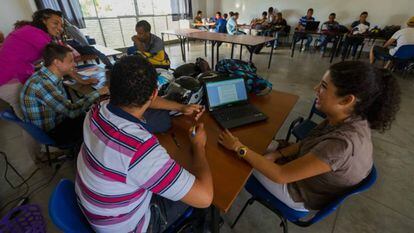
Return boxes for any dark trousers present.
[147,196,207,233]
[341,36,364,58]
[47,115,85,146]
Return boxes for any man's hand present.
[181,104,205,121]
[189,123,207,148]
[131,35,145,52]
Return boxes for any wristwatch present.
[236,146,248,158]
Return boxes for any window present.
[79,0,190,48]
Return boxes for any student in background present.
[271,12,288,48]
[20,43,108,145]
[76,55,213,233]
[131,20,170,69]
[215,11,227,33]
[267,7,276,25]
[227,12,246,35]
[193,10,208,31]
[251,11,268,30]
[316,13,340,52]
[341,11,370,58]
[223,13,229,21]
[370,16,414,68]
[293,8,316,52]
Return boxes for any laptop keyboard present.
[215,105,262,121]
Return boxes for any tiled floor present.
[1,42,413,233]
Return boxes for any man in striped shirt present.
[75,55,213,232]
[293,8,316,51]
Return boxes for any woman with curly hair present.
[218,61,401,211]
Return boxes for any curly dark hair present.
[135,20,151,32]
[109,55,157,108]
[329,61,401,132]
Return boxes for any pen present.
[171,133,180,148]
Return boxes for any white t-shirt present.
[389,28,414,55]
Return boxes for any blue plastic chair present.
[231,166,377,233]
[285,100,326,142]
[49,179,196,233]
[49,179,94,233]
[390,44,414,75]
[0,109,76,166]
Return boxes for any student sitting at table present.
[193,10,208,31]
[265,12,288,48]
[75,55,213,233]
[20,43,109,145]
[293,8,316,52]
[316,13,340,52]
[251,11,268,30]
[341,11,370,59]
[223,13,229,20]
[370,16,414,68]
[215,11,227,33]
[218,61,400,212]
[131,20,170,69]
[227,12,246,35]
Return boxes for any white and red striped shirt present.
[75,100,195,233]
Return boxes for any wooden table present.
[156,90,298,231]
[291,30,344,63]
[92,44,122,58]
[161,29,203,61]
[162,29,277,68]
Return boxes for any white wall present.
[0,0,37,35]
[217,0,414,29]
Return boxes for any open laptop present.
[204,77,267,129]
[305,21,320,31]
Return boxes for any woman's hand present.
[218,129,243,152]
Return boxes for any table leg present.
[357,42,364,59]
[239,45,243,60]
[231,43,235,59]
[178,36,185,62]
[187,38,190,52]
[211,41,215,68]
[183,37,187,62]
[211,205,220,233]
[268,41,275,69]
[330,35,341,63]
[248,46,253,62]
[291,33,296,58]
[205,40,207,57]
[216,42,220,64]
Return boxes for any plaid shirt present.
[20,66,99,131]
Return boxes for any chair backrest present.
[296,166,377,226]
[49,179,94,233]
[393,45,414,60]
[308,100,326,120]
[0,109,55,145]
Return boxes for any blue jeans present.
[293,33,313,49]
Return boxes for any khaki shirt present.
[287,117,373,210]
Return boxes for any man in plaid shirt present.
[20,43,109,144]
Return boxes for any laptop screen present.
[206,78,248,109]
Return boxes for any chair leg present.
[231,198,255,229]
[45,145,52,167]
[279,217,288,233]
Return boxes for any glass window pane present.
[137,0,154,15]
[100,18,125,48]
[84,19,104,45]
[120,17,137,47]
[153,16,168,38]
[95,0,135,17]
[166,15,180,41]
[79,0,97,17]
[153,0,171,15]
